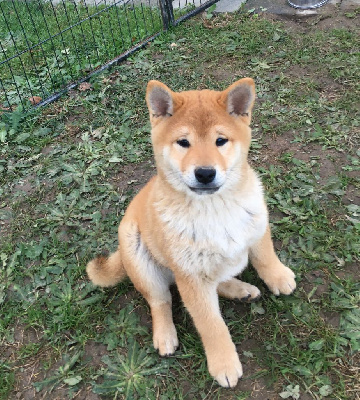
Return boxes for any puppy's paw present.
[208,351,243,388]
[263,263,296,296]
[218,279,261,302]
[153,324,179,356]
[237,282,261,302]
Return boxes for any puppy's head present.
[146,79,255,196]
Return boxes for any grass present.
[1,6,359,400]
[0,0,163,107]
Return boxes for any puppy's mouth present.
[189,186,220,195]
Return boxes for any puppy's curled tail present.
[86,249,127,287]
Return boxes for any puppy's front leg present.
[175,274,242,388]
[249,224,296,295]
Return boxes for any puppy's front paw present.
[153,323,179,356]
[208,351,243,388]
[262,262,296,296]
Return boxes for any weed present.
[0,361,14,400]
[92,339,171,399]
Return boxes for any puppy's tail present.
[86,249,127,287]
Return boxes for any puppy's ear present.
[219,78,256,125]
[146,81,175,125]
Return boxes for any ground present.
[0,4,359,400]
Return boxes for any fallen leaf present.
[78,82,92,91]
[319,385,333,396]
[251,302,265,315]
[91,126,105,138]
[273,32,281,42]
[280,384,300,399]
[29,96,42,105]
[202,19,214,29]
[63,375,82,386]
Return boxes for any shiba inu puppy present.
[87,78,296,388]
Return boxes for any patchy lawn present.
[0,0,163,108]
[1,6,359,400]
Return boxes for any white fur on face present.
[161,145,193,195]
[161,142,244,197]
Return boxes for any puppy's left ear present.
[219,78,256,125]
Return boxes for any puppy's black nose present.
[195,167,216,184]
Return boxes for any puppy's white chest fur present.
[155,180,268,283]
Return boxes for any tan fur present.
[86,79,296,388]
[86,251,126,287]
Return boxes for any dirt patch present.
[97,284,153,334]
[4,323,109,400]
[302,270,330,297]
[235,339,278,400]
[152,52,164,61]
[3,324,42,360]
[285,64,344,101]
[315,12,359,31]
[65,122,82,138]
[0,206,13,242]
[11,174,38,198]
[4,324,47,400]
[61,106,87,138]
[27,343,108,400]
[200,61,247,85]
[344,184,360,205]
[338,352,360,400]
[264,5,359,33]
[335,262,359,280]
[320,310,341,329]
[82,341,108,369]
[41,145,55,156]
[205,64,238,83]
[253,131,354,185]
[32,383,102,400]
[109,159,156,195]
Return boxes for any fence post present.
[159,0,175,30]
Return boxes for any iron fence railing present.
[0,0,219,112]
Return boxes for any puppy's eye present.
[216,137,228,147]
[177,139,190,148]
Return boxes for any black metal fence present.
[0,0,219,112]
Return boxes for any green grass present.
[1,7,359,400]
[0,0,163,107]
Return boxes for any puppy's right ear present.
[146,81,175,126]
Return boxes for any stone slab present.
[215,0,247,13]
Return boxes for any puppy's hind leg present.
[218,278,261,302]
[119,223,178,356]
